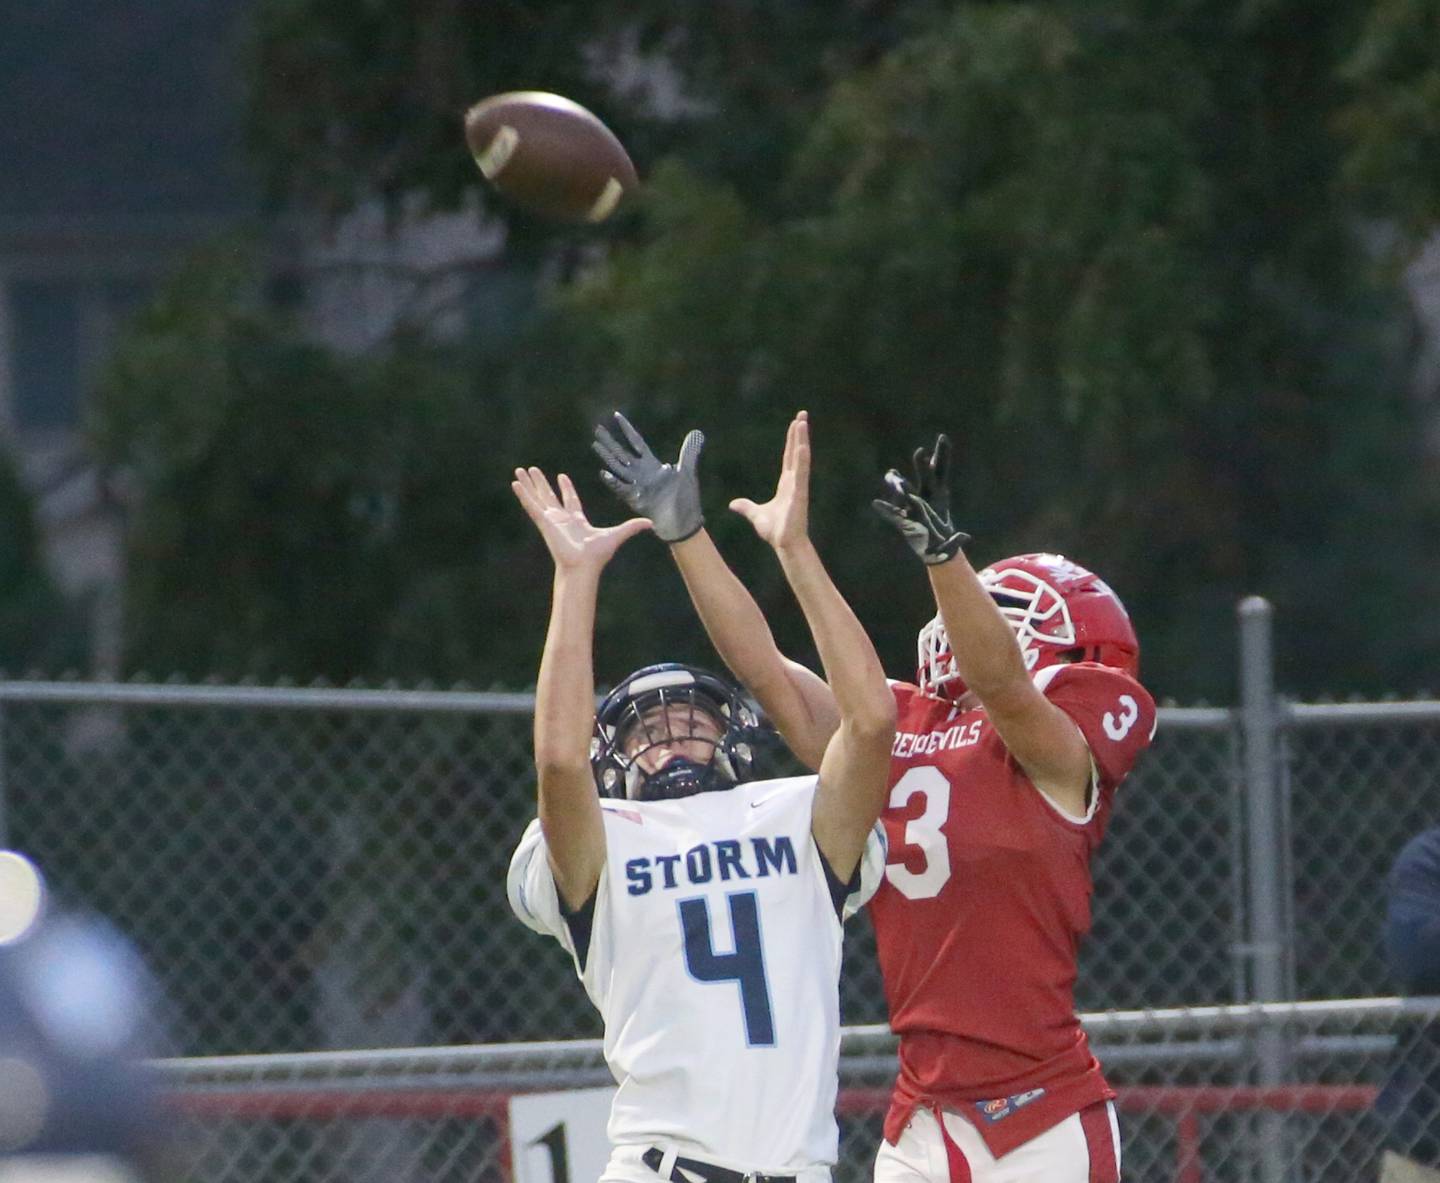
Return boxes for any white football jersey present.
[508,775,887,1173]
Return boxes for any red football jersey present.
[871,662,1156,1158]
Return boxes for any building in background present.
[0,0,253,675]
[3,3,1440,681]
[0,0,504,679]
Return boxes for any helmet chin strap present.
[628,757,734,802]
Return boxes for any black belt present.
[641,1147,797,1183]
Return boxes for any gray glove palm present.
[592,411,706,543]
[872,434,971,565]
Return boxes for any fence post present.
[1239,596,1290,1183]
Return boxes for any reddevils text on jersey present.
[871,662,1156,1159]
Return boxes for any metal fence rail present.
[5,601,1440,1181]
[0,682,1252,1052]
[151,1000,1440,1183]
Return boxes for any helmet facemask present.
[919,606,1053,699]
[983,566,1078,670]
[592,666,760,801]
[917,612,962,697]
[915,554,1138,696]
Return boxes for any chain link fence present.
[0,685,1255,1053]
[153,1001,1438,1183]
[3,604,1439,1180]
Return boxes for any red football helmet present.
[917,553,1140,697]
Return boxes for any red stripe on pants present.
[1080,1102,1119,1183]
[931,1104,972,1183]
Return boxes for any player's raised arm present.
[511,467,652,910]
[872,436,1093,812]
[593,411,841,770]
[730,412,895,880]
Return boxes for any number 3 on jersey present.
[1103,693,1140,741]
[885,767,952,900]
[679,892,776,1046]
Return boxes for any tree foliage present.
[94,244,526,680]
[1338,0,1440,240]
[0,454,77,674]
[97,0,1440,698]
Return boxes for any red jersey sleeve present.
[1036,662,1156,791]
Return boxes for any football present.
[463,91,639,224]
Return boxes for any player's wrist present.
[552,561,605,587]
[772,532,816,562]
[920,530,971,565]
[662,520,705,545]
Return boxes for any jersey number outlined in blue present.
[678,891,776,1046]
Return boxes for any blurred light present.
[17,922,145,1060]
[0,1158,144,1183]
[0,1055,50,1151]
[0,853,45,945]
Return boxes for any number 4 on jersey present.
[679,892,776,1046]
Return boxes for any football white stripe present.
[476,125,518,179]
[586,176,624,222]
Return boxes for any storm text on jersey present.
[625,835,798,895]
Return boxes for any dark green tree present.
[0,453,77,673]
[1338,0,1440,240]
[512,3,1440,699]
[95,244,517,680]
[96,0,1440,698]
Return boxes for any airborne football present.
[464,91,638,223]
[20,8,1436,1182]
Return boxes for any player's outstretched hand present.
[872,434,971,565]
[512,467,652,572]
[592,411,705,543]
[730,411,812,553]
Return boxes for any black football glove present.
[592,411,706,543]
[872,434,971,565]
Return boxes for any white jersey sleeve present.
[843,820,889,921]
[506,776,853,1173]
[506,818,579,961]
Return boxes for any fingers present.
[592,427,631,475]
[911,445,929,489]
[613,411,656,461]
[513,466,586,533]
[931,433,951,489]
[775,411,810,495]
[790,413,811,488]
[883,469,911,504]
[511,470,551,530]
[907,433,951,496]
[513,465,558,508]
[871,498,907,527]
[677,429,706,474]
[783,411,806,464]
[728,497,758,523]
[612,517,654,544]
[510,475,539,515]
[557,472,583,514]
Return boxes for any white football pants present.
[873,1100,1120,1183]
